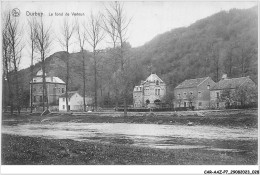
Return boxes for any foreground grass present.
[1,134,257,165]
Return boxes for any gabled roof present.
[211,77,250,90]
[175,77,209,89]
[145,73,164,83]
[30,76,65,84]
[59,91,79,98]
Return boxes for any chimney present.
[221,74,228,80]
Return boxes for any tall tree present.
[236,41,256,77]
[223,41,238,78]
[2,11,13,114]
[7,12,24,114]
[58,18,75,112]
[76,20,87,111]
[27,17,37,113]
[84,12,105,111]
[106,1,132,116]
[35,17,52,111]
[102,11,120,110]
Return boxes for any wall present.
[197,77,216,109]
[31,82,66,106]
[174,87,197,108]
[143,81,166,107]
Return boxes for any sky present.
[1,1,257,69]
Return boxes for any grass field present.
[1,134,257,165]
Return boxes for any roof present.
[211,77,250,90]
[59,91,79,98]
[30,76,65,84]
[144,73,164,83]
[175,77,208,89]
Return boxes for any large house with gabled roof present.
[210,74,257,108]
[133,73,166,108]
[174,77,215,109]
[30,69,66,107]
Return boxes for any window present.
[158,89,160,95]
[217,103,219,108]
[216,92,219,99]
[184,102,186,107]
[39,96,42,102]
[199,102,202,106]
[207,85,210,89]
[63,98,65,102]
[155,89,157,95]
[63,105,65,109]
[156,80,159,85]
[44,97,47,102]
[62,88,64,93]
[198,91,201,97]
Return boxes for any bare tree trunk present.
[65,52,69,111]
[82,50,86,112]
[30,43,34,113]
[94,51,98,111]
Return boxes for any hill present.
[132,6,258,89]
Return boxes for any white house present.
[59,91,92,111]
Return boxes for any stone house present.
[133,73,166,108]
[30,70,66,107]
[59,91,92,111]
[210,74,257,108]
[174,77,215,109]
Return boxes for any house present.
[30,69,66,107]
[133,73,166,108]
[210,74,257,108]
[174,77,215,109]
[59,91,92,111]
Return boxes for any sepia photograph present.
[0,0,259,174]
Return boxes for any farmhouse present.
[210,74,257,108]
[30,69,66,107]
[174,77,215,109]
[133,73,166,108]
[59,91,92,111]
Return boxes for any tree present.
[162,89,175,109]
[235,41,257,77]
[105,1,132,117]
[27,17,37,113]
[84,12,105,111]
[210,40,222,82]
[34,17,52,111]
[6,11,24,114]
[219,88,232,107]
[2,11,14,114]
[102,11,120,110]
[59,18,75,112]
[76,20,87,111]
[223,41,238,78]
[231,85,257,107]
